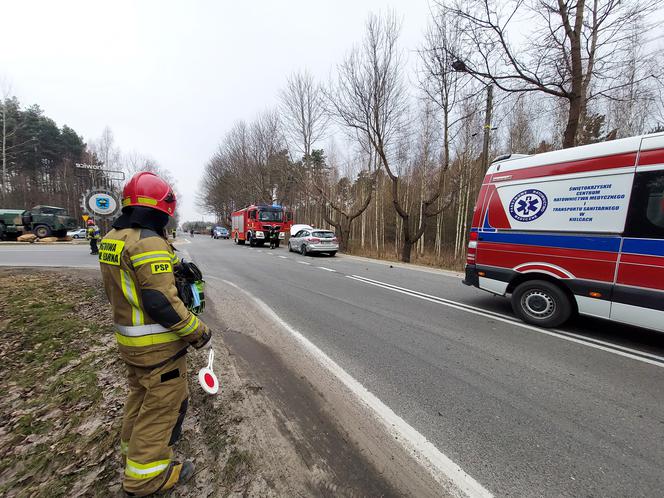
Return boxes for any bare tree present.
[418,8,474,170]
[280,70,329,160]
[505,95,537,153]
[442,0,661,148]
[1,78,14,201]
[328,12,453,262]
[305,149,378,251]
[90,126,121,170]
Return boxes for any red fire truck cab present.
[231,204,293,247]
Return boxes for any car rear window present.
[313,231,335,238]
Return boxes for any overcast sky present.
[0,0,431,222]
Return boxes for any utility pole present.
[481,84,493,172]
[1,101,6,202]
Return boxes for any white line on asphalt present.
[0,263,98,268]
[347,275,664,368]
[220,278,492,498]
[298,261,311,265]
[317,266,336,272]
[0,249,88,252]
[278,256,288,259]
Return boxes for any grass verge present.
[0,269,123,497]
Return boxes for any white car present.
[67,228,87,239]
[290,224,313,237]
[289,228,339,256]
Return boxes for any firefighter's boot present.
[158,461,195,493]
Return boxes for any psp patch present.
[98,239,125,266]
[509,189,548,222]
[151,262,172,274]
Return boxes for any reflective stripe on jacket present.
[99,227,208,367]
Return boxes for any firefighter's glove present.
[192,329,212,350]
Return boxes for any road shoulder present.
[206,276,453,498]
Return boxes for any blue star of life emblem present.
[509,189,548,222]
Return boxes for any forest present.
[199,0,664,266]
[0,96,179,230]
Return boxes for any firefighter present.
[86,219,100,255]
[98,171,211,496]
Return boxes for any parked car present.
[67,228,87,239]
[213,226,229,239]
[290,223,313,237]
[289,228,338,256]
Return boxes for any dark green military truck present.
[0,205,77,239]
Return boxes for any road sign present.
[82,214,90,223]
[81,188,122,218]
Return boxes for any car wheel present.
[511,280,573,328]
[300,244,307,256]
[329,251,337,257]
[34,225,51,238]
[288,242,293,252]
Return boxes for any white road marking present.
[317,266,336,272]
[278,255,288,259]
[0,248,88,252]
[347,275,664,369]
[298,261,311,265]
[0,262,98,268]
[220,278,492,498]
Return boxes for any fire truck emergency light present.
[198,349,219,395]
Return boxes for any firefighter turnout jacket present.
[99,227,210,367]
[86,225,100,239]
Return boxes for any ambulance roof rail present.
[491,153,530,164]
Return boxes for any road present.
[3,238,664,496]
[0,244,98,268]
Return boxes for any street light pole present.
[481,84,494,172]
[451,60,494,170]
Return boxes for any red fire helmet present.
[86,219,95,226]
[122,171,177,216]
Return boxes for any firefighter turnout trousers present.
[98,227,210,495]
[121,355,189,496]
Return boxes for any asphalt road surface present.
[3,237,664,496]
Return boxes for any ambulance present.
[463,132,664,331]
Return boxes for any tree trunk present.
[401,236,413,263]
[563,94,582,148]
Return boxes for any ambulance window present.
[625,170,664,238]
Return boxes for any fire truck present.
[463,132,664,332]
[231,204,293,247]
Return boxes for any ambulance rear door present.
[612,134,664,331]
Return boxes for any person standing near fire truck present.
[98,171,211,496]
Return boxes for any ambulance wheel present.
[511,280,572,328]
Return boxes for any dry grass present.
[0,269,124,498]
